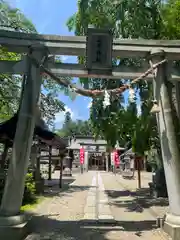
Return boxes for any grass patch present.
[21,196,46,212]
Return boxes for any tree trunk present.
[59,155,64,188]
[48,146,52,180]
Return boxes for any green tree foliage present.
[57,114,94,137]
[0,172,36,205]
[23,172,36,204]
[66,0,180,155]
[161,0,180,39]
[0,1,72,126]
[0,0,36,32]
[63,111,72,128]
[67,1,127,147]
[89,80,124,147]
[66,0,165,151]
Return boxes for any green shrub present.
[23,172,36,205]
[0,172,37,206]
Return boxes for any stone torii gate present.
[1,28,180,239]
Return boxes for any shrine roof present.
[0,114,67,149]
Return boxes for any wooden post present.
[59,152,64,188]
[0,48,45,216]
[80,164,83,174]
[36,142,41,181]
[114,165,116,175]
[35,143,42,194]
[137,157,141,189]
[151,49,180,236]
[69,158,72,176]
[84,151,88,172]
[48,145,52,180]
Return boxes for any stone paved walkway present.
[101,172,170,239]
[25,171,171,240]
[115,171,169,219]
[83,172,115,223]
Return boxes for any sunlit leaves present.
[161,0,180,39]
[0,0,36,33]
[0,1,71,126]
[66,0,175,152]
[0,48,21,120]
[57,114,93,137]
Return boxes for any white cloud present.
[55,106,74,124]
[64,106,74,117]
[61,56,69,62]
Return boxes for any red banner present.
[80,147,84,164]
[114,150,120,167]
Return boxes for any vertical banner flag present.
[114,150,120,167]
[80,147,84,164]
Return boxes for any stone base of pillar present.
[0,214,29,240]
[163,213,180,240]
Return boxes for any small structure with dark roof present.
[0,113,67,185]
[0,113,67,149]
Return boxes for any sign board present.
[85,145,96,151]
[86,28,113,75]
[92,152,102,157]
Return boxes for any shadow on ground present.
[43,178,75,196]
[26,173,159,239]
[42,178,94,199]
[27,214,158,240]
[105,187,169,214]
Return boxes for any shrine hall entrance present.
[88,152,106,170]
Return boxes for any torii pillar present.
[0,46,46,239]
[151,49,180,239]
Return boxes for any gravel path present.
[101,172,171,240]
[26,172,95,239]
[115,171,169,219]
[25,171,171,240]
[26,172,118,240]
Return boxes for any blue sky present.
[6,0,137,128]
